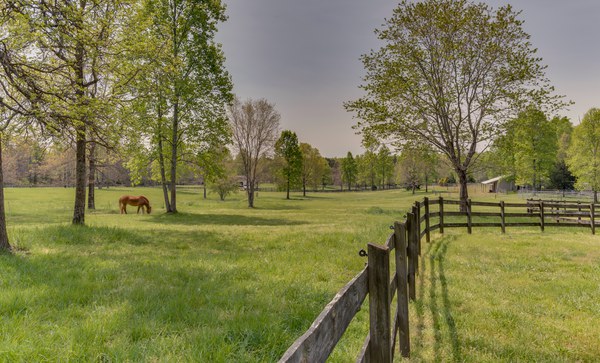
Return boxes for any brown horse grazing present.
[119,195,152,214]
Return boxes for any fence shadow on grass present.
[415,236,462,362]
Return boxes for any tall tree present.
[346,0,565,208]
[126,0,232,213]
[299,143,327,196]
[0,0,134,224]
[398,142,437,194]
[551,116,573,162]
[512,108,557,189]
[229,97,280,208]
[548,116,574,192]
[357,148,377,190]
[275,130,302,200]
[0,105,16,251]
[376,145,394,189]
[568,108,600,202]
[341,152,358,191]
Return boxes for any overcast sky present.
[216,0,600,157]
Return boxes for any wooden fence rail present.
[279,197,599,363]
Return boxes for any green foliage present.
[208,149,238,201]
[512,108,558,188]
[551,116,574,162]
[568,108,600,192]
[0,0,139,224]
[299,143,329,193]
[492,108,558,188]
[123,0,232,211]
[346,0,567,202]
[397,143,438,192]
[341,152,358,190]
[275,131,302,197]
[356,148,377,189]
[209,176,239,201]
[547,160,576,190]
[376,145,395,188]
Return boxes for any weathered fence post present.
[406,212,416,301]
[590,204,595,235]
[500,201,506,234]
[578,202,582,223]
[439,197,444,234]
[424,197,431,243]
[539,201,545,232]
[367,243,392,363]
[394,222,410,358]
[466,199,472,234]
[412,205,421,256]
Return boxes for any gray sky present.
[217,0,599,157]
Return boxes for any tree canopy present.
[346,0,566,206]
[275,130,302,200]
[568,108,600,202]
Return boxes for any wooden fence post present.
[590,204,595,235]
[406,212,416,301]
[424,197,431,243]
[394,222,410,358]
[439,197,444,234]
[412,205,421,257]
[367,243,392,363]
[500,201,506,234]
[539,201,545,232]
[466,199,472,234]
[578,202,582,223]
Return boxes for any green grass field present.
[1,187,599,362]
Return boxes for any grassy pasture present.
[0,187,599,362]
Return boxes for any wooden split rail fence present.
[279,197,600,363]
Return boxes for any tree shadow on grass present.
[146,212,308,226]
[0,225,331,361]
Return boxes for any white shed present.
[481,175,514,193]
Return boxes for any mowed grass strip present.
[1,187,599,361]
[410,228,600,362]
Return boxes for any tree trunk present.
[0,134,11,252]
[87,140,96,210]
[203,183,207,199]
[247,179,255,208]
[157,129,172,212]
[72,125,86,225]
[72,39,86,225]
[457,168,469,212]
[302,178,306,197]
[594,190,598,204]
[286,175,290,200]
[169,99,178,213]
[532,159,537,193]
